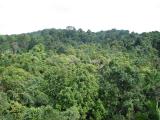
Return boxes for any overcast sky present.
[0,0,160,34]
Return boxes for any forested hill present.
[0,28,160,120]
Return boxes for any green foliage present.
[0,92,10,117]
[0,28,159,119]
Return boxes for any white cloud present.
[0,0,160,34]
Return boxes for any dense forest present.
[0,27,159,120]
